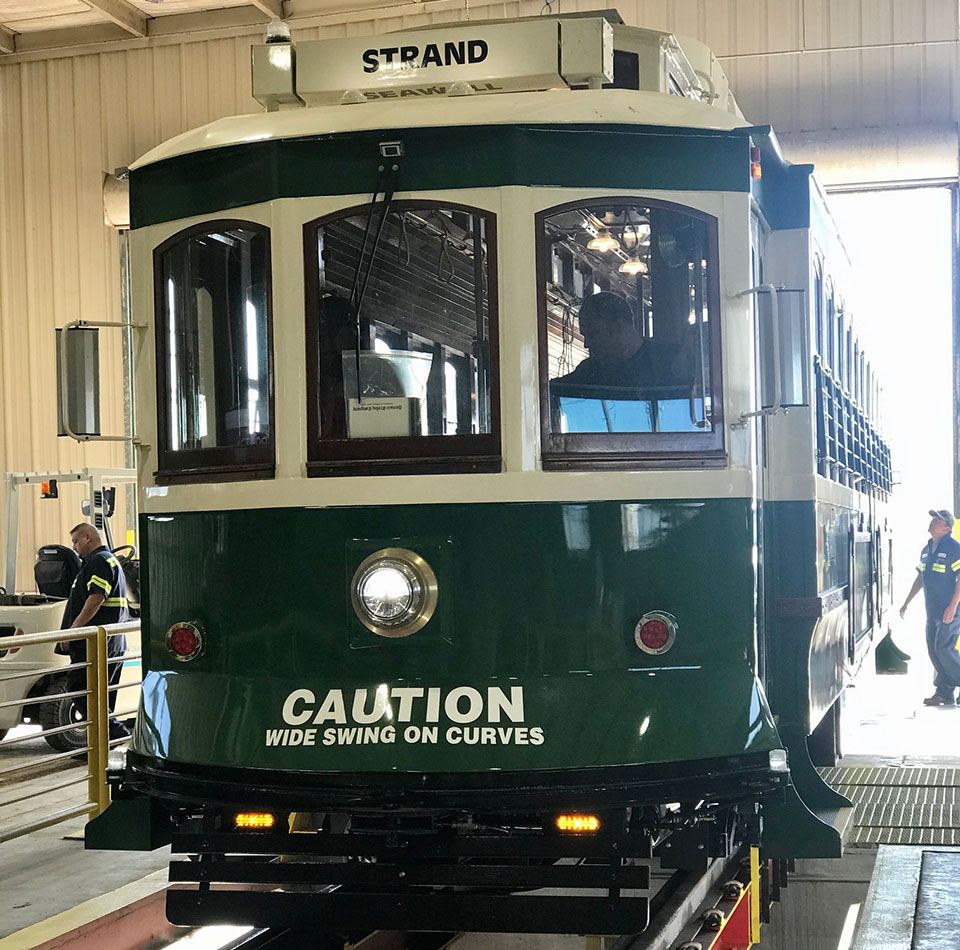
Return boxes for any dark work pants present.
[67,638,126,718]
[925,615,960,696]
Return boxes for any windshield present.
[305,202,500,475]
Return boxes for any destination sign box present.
[292,19,611,106]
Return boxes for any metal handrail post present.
[85,628,99,811]
[81,625,112,815]
[98,629,111,813]
[0,620,141,844]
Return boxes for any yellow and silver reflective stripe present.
[103,596,127,607]
[952,558,960,572]
[104,554,120,568]
[918,563,926,572]
[88,575,112,593]
[932,562,946,573]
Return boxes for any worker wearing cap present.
[900,509,960,707]
[59,523,131,739]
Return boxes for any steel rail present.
[0,773,86,808]
[0,800,96,843]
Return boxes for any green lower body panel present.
[762,723,853,858]
[133,664,781,773]
[133,498,781,774]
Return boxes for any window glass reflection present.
[543,204,715,435]
[158,226,270,452]
[312,207,492,442]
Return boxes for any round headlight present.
[351,548,438,638]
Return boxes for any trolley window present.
[537,198,723,468]
[154,221,274,481]
[813,258,824,358]
[305,202,499,476]
[825,280,836,371]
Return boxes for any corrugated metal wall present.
[0,37,262,589]
[0,0,956,590]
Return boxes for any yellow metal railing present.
[0,621,140,844]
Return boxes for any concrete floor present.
[840,634,959,766]
[0,726,171,937]
[0,816,171,935]
[762,643,959,950]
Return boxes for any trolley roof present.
[131,13,750,171]
[131,89,750,171]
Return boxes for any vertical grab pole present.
[733,284,781,420]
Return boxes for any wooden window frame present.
[536,196,726,471]
[824,279,836,372]
[153,219,276,484]
[304,200,501,478]
[813,257,825,359]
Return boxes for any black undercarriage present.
[125,749,786,811]
[120,751,787,934]
[166,806,756,933]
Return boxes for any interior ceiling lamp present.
[587,228,620,252]
[618,255,648,275]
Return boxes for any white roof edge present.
[130,88,750,171]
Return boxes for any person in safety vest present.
[58,523,131,740]
[900,509,960,707]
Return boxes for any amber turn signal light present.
[555,814,601,833]
[234,812,275,830]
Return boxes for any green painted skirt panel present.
[133,667,776,771]
[764,499,865,733]
[133,498,781,771]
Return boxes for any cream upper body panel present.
[130,88,750,171]
[133,185,758,513]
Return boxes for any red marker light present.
[634,612,678,655]
[638,619,670,651]
[166,622,203,661]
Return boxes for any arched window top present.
[154,220,274,481]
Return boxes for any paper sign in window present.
[347,397,421,438]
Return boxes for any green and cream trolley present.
[91,11,893,936]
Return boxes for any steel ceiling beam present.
[248,0,285,18]
[0,23,15,53]
[84,0,147,37]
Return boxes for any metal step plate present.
[820,767,960,845]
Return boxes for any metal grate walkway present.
[820,767,960,845]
